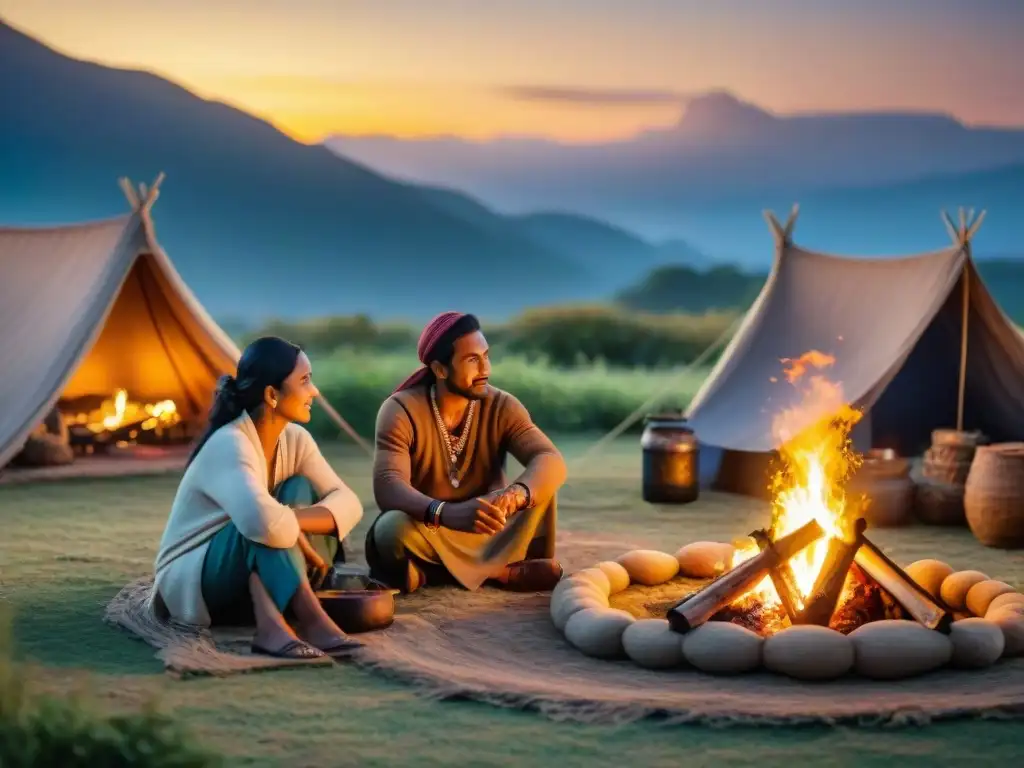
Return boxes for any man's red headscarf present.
[392,311,468,394]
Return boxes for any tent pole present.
[956,255,970,431]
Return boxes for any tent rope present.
[566,312,744,473]
[315,396,374,456]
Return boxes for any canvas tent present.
[0,175,366,469]
[686,206,1024,496]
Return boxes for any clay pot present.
[964,443,1024,549]
[922,429,984,484]
[914,478,966,526]
[848,451,914,528]
[317,580,399,633]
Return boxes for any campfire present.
[65,388,184,450]
[667,352,951,637]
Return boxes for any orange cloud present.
[186,73,683,143]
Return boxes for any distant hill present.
[615,264,765,314]
[677,164,1024,263]
[507,211,710,279]
[0,18,615,322]
[412,186,709,292]
[615,257,1024,325]
[976,258,1024,323]
[326,91,1024,256]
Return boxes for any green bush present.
[305,349,710,440]
[0,610,219,768]
[242,314,417,356]
[241,304,738,369]
[615,263,765,314]
[498,305,736,367]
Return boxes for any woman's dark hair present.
[186,336,301,467]
[424,314,481,384]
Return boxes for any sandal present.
[251,639,326,660]
[319,637,363,657]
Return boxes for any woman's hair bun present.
[217,374,239,401]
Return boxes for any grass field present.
[307,350,712,438]
[2,438,1024,767]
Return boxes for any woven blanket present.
[104,532,1024,725]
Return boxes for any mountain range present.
[327,92,1024,260]
[0,18,691,322]
[2,15,1023,324]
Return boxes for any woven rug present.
[105,531,1024,725]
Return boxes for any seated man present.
[365,312,566,593]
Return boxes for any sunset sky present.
[3,0,1024,143]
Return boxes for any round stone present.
[552,575,604,603]
[850,620,953,679]
[905,559,955,600]
[965,580,1016,618]
[622,619,686,669]
[674,541,735,578]
[682,622,763,675]
[986,592,1024,616]
[986,607,1024,657]
[989,603,1024,620]
[564,607,636,659]
[571,567,612,596]
[763,625,854,681]
[595,561,631,594]
[939,570,990,612]
[550,586,607,631]
[949,618,1005,668]
[616,549,680,586]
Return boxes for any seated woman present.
[150,336,364,660]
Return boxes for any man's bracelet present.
[511,482,532,509]
[425,500,445,531]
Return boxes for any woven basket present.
[964,442,1024,549]
[932,429,986,448]
[914,477,966,526]
[922,448,974,485]
[848,475,915,528]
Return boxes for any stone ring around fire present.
[551,544,1024,680]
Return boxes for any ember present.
[828,563,908,634]
[68,388,180,434]
[65,388,183,449]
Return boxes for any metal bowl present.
[316,577,398,634]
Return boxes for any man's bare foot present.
[493,558,563,592]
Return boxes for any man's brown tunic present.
[365,384,566,589]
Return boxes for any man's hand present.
[484,484,528,518]
[440,497,508,535]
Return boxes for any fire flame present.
[72,388,181,436]
[731,351,863,612]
